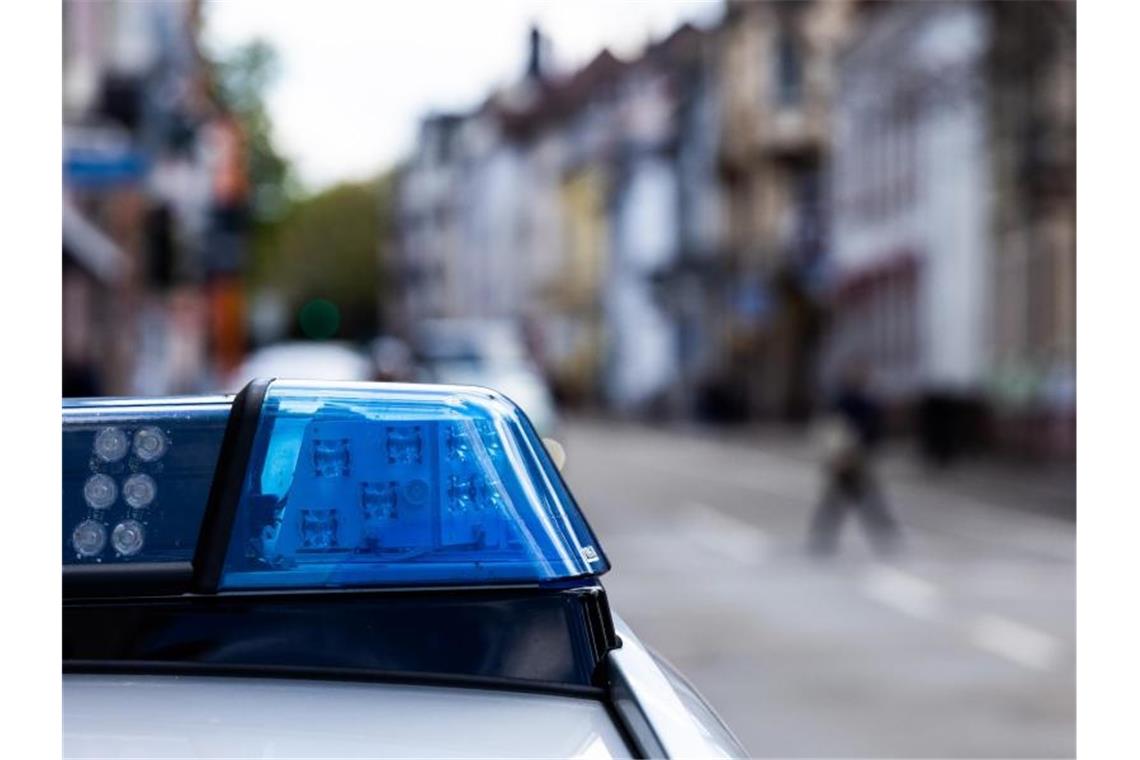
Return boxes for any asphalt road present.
[559,418,1075,759]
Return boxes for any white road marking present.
[859,568,1061,671]
[678,502,770,566]
[967,613,1061,671]
[859,564,944,621]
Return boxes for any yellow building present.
[537,167,609,406]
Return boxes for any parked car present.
[226,341,374,391]
[413,319,559,437]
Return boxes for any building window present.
[774,30,803,107]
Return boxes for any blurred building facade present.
[828,0,992,446]
[826,0,1075,459]
[393,0,1075,458]
[62,0,249,396]
[717,0,855,421]
[613,24,727,418]
[986,1,1076,458]
[395,26,727,416]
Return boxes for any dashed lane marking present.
[857,565,1061,671]
[859,564,944,622]
[967,613,1062,671]
[678,501,770,566]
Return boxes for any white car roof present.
[228,342,373,390]
[64,675,632,759]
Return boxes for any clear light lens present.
[122,473,157,509]
[93,427,129,462]
[64,395,231,566]
[83,474,118,510]
[72,519,107,558]
[111,520,146,556]
[133,426,168,462]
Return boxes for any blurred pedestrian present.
[808,359,901,557]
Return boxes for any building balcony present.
[719,101,829,168]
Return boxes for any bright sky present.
[203,0,724,191]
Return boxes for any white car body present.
[63,617,743,758]
[65,677,630,758]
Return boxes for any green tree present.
[207,38,395,342]
[259,174,395,340]
[212,39,297,220]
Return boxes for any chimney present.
[526,25,544,80]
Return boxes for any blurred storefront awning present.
[63,126,148,188]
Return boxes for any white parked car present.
[62,380,745,758]
[226,341,374,391]
[413,319,559,437]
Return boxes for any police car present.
[63,380,745,758]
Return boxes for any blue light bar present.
[218,381,609,590]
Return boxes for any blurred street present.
[560,419,1075,758]
[61,3,1077,755]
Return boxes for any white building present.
[395,113,467,328]
[395,40,568,337]
[828,1,992,402]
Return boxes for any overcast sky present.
[203,0,723,191]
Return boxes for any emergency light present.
[62,380,609,592]
[62,382,744,757]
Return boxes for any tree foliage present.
[208,38,394,341]
[212,39,297,219]
[257,175,395,339]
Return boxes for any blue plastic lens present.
[219,381,608,590]
[63,396,231,564]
